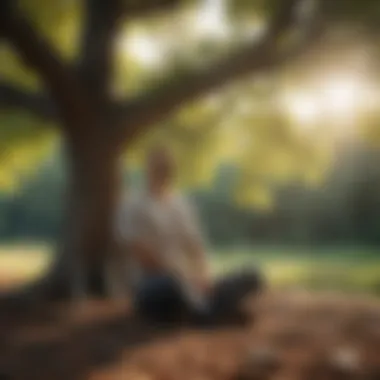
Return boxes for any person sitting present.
[116,144,265,326]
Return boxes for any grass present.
[0,243,380,295]
[0,243,52,291]
[212,246,380,295]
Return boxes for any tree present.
[0,0,345,304]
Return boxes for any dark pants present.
[134,268,264,326]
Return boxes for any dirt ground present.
[1,291,380,380]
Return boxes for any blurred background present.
[1,0,380,297]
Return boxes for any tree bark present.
[51,134,122,298]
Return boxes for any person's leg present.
[209,267,265,325]
[134,275,188,325]
[134,268,265,327]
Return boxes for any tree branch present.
[0,2,95,133]
[77,0,181,100]
[114,0,323,143]
[78,0,124,99]
[0,82,56,120]
[122,0,181,19]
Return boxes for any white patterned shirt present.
[116,190,208,308]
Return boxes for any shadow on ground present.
[1,292,380,380]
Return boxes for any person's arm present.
[127,240,165,273]
[179,197,211,290]
[185,235,209,284]
[118,200,166,273]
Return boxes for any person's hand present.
[140,252,162,273]
[194,274,213,295]
[134,242,163,273]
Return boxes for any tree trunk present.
[50,135,122,299]
[0,133,123,311]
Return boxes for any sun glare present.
[119,31,164,67]
[321,78,361,117]
[118,0,230,68]
[287,96,319,126]
[284,73,373,137]
[194,0,229,39]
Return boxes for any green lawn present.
[212,246,380,295]
[1,243,380,295]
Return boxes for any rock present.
[305,347,362,380]
[329,347,361,374]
